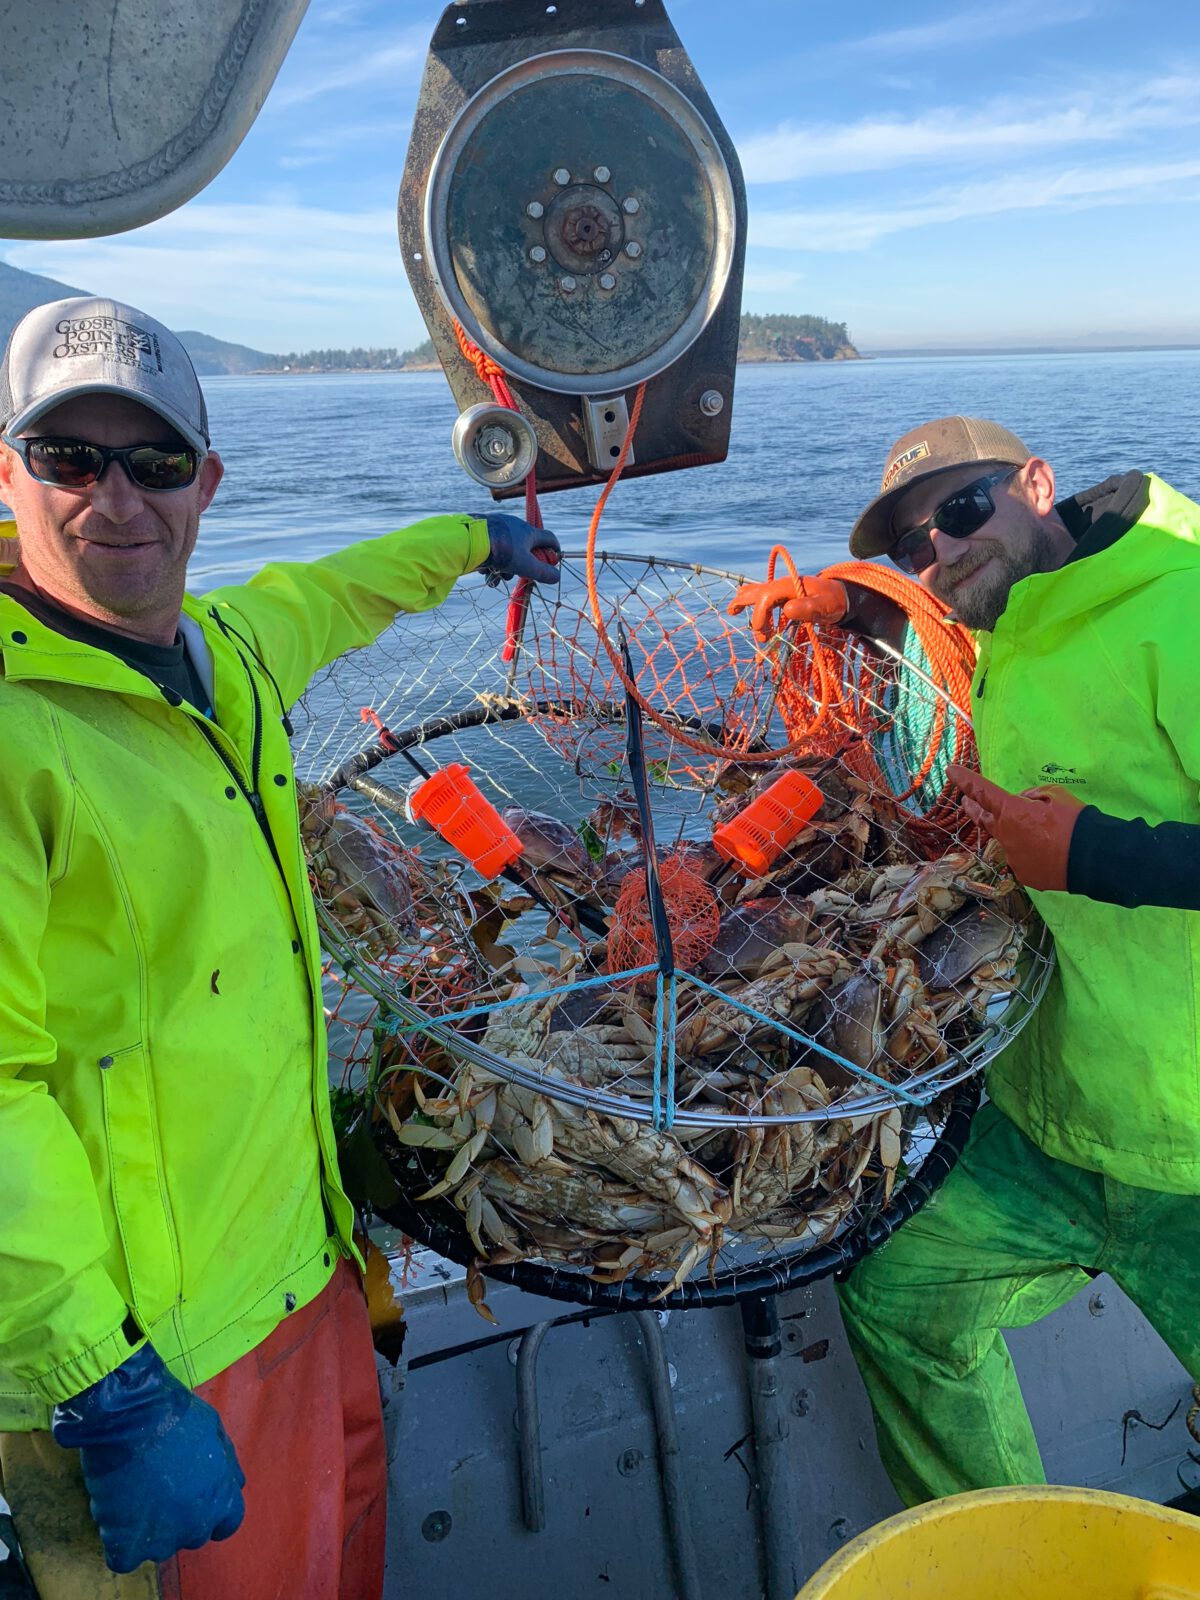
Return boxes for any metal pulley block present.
[451,402,539,488]
[400,0,746,497]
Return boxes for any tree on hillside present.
[270,339,436,371]
[738,313,858,361]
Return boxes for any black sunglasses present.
[3,434,200,493]
[888,467,1019,575]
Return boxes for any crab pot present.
[299,550,1054,1306]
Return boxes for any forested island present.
[737,314,860,362]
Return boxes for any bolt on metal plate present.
[582,395,636,472]
[699,388,724,416]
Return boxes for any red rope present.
[454,320,520,413]
[453,321,543,665]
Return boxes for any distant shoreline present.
[236,354,863,376]
[865,342,1200,358]
[225,343,1200,376]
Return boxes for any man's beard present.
[928,520,1060,631]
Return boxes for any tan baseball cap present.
[0,296,209,455]
[850,415,1032,559]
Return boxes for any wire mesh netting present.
[293,551,1053,1306]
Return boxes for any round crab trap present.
[294,549,1053,1309]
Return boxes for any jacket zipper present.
[189,626,288,882]
[190,712,284,868]
[207,617,341,1237]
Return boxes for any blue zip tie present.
[652,968,666,1130]
[682,974,929,1107]
[381,964,660,1037]
[376,960,929,1110]
[665,972,678,1131]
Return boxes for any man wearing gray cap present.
[733,416,1200,1505]
[0,296,559,1597]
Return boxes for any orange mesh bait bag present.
[606,853,720,982]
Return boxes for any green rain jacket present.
[973,474,1200,1193]
[0,514,490,1431]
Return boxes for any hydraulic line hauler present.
[398,0,747,496]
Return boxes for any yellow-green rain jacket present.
[0,514,490,1430]
[974,475,1200,1193]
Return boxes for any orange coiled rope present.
[582,395,974,795]
[756,545,978,834]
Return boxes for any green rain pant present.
[836,1100,1200,1506]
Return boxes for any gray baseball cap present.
[850,415,1032,558]
[0,296,209,455]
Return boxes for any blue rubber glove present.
[478,512,561,585]
[51,1344,246,1573]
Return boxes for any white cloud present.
[848,0,1096,55]
[268,29,429,110]
[739,75,1200,183]
[277,117,415,169]
[741,266,807,296]
[3,203,426,352]
[751,155,1200,251]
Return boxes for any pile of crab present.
[301,750,1041,1297]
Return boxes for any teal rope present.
[684,974,929,1106]
[873,619,965,816]
[380,963,659,1037]
[665,972,678,1131]
[652,968,666,1129]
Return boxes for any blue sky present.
[5,0,1200,353]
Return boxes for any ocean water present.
[189,349,1200,590]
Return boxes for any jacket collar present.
[0,583,231,701]
[1060,471,1149,564]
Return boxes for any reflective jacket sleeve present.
[204,515,492,710]
[0,702,139,1403]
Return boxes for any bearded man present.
[730,416,1200,1505]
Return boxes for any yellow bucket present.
[796,1486,1200,1600]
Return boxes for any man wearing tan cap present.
[733,416,1200,1506]
[0,295,559,1597]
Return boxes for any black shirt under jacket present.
[0,579,213,718]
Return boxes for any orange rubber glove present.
[727,575,849,641]
[948,764,1087,892]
